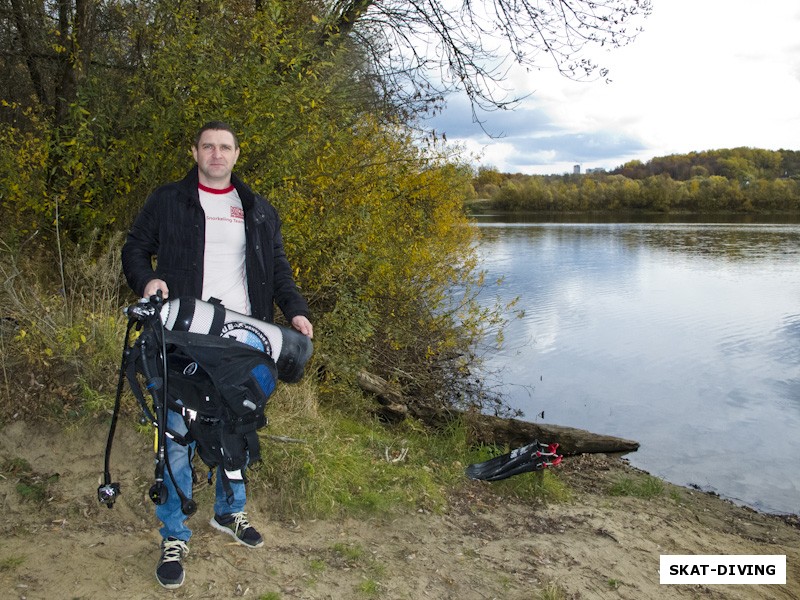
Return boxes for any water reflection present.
[475,217,800,515]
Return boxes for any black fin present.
[466,441,562,481]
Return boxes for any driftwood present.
[357,371,639,456]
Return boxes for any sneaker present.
[210,511,264,548]
[156,537,188,589]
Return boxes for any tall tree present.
[4,0,101,124]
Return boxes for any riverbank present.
[0,419,797,599]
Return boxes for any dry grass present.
[0,231,128,419]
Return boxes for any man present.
[122,121,313,589]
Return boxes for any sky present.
[427,0,800,175]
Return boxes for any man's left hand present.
[291,315,314,339]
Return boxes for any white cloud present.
[428,0,800,174]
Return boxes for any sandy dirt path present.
[1,420,797,599]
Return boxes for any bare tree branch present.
[317,0,651,114]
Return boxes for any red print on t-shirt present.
[230,206,244,220]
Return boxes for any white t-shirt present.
[198,183,251,315]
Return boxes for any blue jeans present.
[157,409,247,541]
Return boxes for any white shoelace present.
[161,538,188,562]
[229,511,252,535]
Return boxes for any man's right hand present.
[143,279,169,300]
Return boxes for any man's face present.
[192,129,240,187]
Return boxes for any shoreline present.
[621,454,799,520]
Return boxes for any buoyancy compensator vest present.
[163,329,277,468]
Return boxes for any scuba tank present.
[159,297,312,383]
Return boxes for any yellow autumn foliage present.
[0,0,501,415]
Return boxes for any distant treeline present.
[472,148,800,213]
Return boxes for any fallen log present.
[357,370,639,456]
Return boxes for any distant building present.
[573,164,581,175]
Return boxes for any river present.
[473,214,800,515]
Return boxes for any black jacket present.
[121,166,309,324]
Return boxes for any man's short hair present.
[193,121,239,149]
